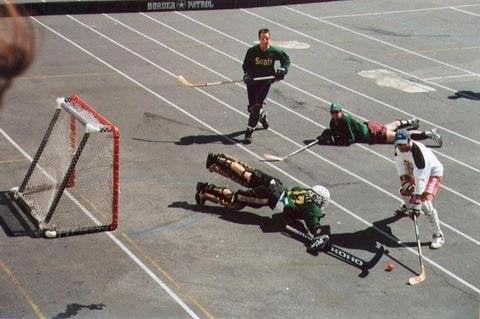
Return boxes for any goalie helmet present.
[311,185,330,208]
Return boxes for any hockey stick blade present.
[262,140,319,162]
[177,75,194,87]
[409,215,426,286]
[409,264,426,285]
[262,154,285,162]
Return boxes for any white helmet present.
[311,185,330,207]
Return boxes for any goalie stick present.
[262,140,319,162]
[284,224,384,272]
[177,75,275,88]
[409,214,426,285]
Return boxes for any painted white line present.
[165,13,480,196]
[34,14,480,294]
[312,4,480,19]
[30,16,201,319]
[71,13,480,248]
[450,6,480,17]
[242,8,480,147]
[284,6,476,75]
[177,11,480,165]
[423,73,480,81]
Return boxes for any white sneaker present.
[430,128,442,147]
[430,232,444,249]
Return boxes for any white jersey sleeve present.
[395,141,443,195]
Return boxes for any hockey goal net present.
[10,95,120,237]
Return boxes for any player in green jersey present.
[316,102,442,147]
[195,153,330,244]
[242,28,290,144]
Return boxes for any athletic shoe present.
[430,128,442,147]
[195,182,208,206]
[206,153,216,169]
[430,232,444,249]
[260,114,269,129]
[243,129,253,144]
[206,153,228,169]
[409,117,420,130]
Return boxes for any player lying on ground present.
[316,102,442,147]
[0,2,35,107]
[394,129,444,249]
[195,153,331,249]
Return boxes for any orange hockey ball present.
[385,262,395,272]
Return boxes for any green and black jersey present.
[330,113,370,145]
[279,186,325,234]
[242,45,290,77]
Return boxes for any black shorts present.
[250,169,285,209]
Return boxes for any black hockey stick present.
[284,225,384,272]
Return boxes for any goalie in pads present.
[196,153,330,251]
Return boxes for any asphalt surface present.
[1,1,480,318]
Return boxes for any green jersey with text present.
[242,45,290,77]
[280,186,325,234]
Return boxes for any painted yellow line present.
[120,233,215,319]
[0,261,47,319]
[0,158,28,164]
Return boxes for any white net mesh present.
[14,96,119,235]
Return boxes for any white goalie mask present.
[311,185,330,208]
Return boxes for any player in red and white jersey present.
[394,129,444,249]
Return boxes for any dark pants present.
[247,81,271,128]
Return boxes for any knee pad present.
[421,200,434,216]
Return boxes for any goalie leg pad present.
[234,189,269,209]
[196,183,234,208]
[206,153,255,187]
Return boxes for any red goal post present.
[10,95,120,237]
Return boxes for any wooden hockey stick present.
[409,214,426,285]
[263,140,319,162]
[177,75,275,88]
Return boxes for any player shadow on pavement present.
[174,128,268,145]
[448,90,480,101]
[0,191,38,238]
[175,129,247,145]
[169,201,271,227]
[52,303,106,319]
[329,213,430,254]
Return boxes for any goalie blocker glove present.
[275,67,288,81]
[243,73,253,85]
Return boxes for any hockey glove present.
[275,67,287,81]
[399,175,415,196]
[316,128,334,145]
[243,73,253,85]
[407,194,422,220]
